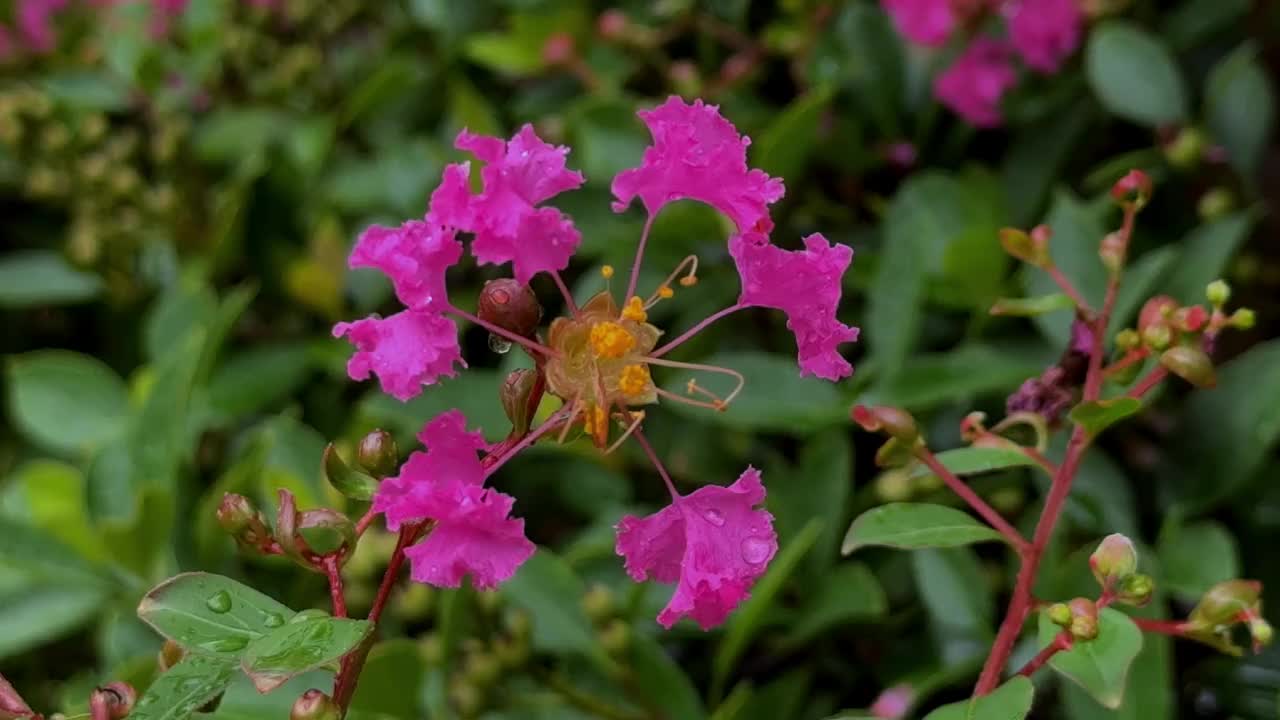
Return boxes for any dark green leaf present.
[241,616,372,692]
[41,71,132,111]
[0,250,103,307]
[1159,211,1257,306]
[1086,22,1188,126]
[990,293,1076,317]
[6,351,128,454]
[501,550,604,659]
[913,548,994,662]
[873,343,1048,411]
[206,344,313,417]
[1157,520,1239,599]
[0,584,109,660]
[786,562,887,646]
[921,676,1034,720]
[1069,398,1143,437]
[1025,191,1109,346]
[1038,608,1143,709]
[753,87,833,181]
[193,108,285,164]
[766,429,853,578]
[130,655,238,720]
[629,634,707,720]
[137,573,297,657]
[842,503,1006,554]
[349,640,426,718]
[910,447,1037,482]
[1205,43,1274,177]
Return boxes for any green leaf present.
[322,445,378,502]
[922,676,1034,720]
[910,447,1037,483]
[715,520,823,691]
[41,71,132,111]
[874,343,1048,411]
[766,429,853,578]
[842,503,1006,554]
[629,634,707,720]
[913,548,994,661]
[665,351,847,433]
[786,562,887,647]
[359,370,509,443]
[566,98,648,182]
[501,550,603,658]
[1160,211,1257,306]
[991,293,1076,317]
[193,108,285,164]
[349,640,426,718]
[1038,608,1143,709]
[1069,398,1143,437]
[1086,22,1188,127]
[1205,44,1274,177]
[130,655,238,720]
[339,55,423,127]
[0,583,109,660]
[821,4,905,136]
[137,573,297,656]
[6,351,129,454]
[0,250,103,307]
[241,616,373,692]
[206,344,313,417]
[4,460,105,563]
[753,87,833,181]
[1157,521,1239,599]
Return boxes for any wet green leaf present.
[241,616,372,692]
[1038,608,1143,709]
[130,655,238,720]
[138,573,297,657]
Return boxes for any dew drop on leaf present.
[205,590,232,613]
[263,612,285,628]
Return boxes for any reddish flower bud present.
[959,412,988,443]
[478,279,542,339]
[1090,533,1138,589]
[90,683,136,720]
[719,52,755,85]
[1190,579,1262,628]
[596,9,628,39]
[1138,296,1178,334]
[999,227,1050,267]
[217,493,273,550]
[542,33,575,66]
[0,674,34,720]
[1110,169,1153,208]
[357,429,399,478]
[500,369,539,436]
[1172,305,1209,333]
[1160,345,1216,388]
[290,690,340,720]
[851,405,918,442]
[1068,597,1099,640]
[1099,230,1126,274]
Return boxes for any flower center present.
[589,321,636,359]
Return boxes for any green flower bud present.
[1160,345,1217,389]
[582,584,615,624]
[290,690,339,720]
[1163,127,1205,169]
[599,619,631,655]
[1047,603,1073,627]
[1116,573,1154,607]
[851,405,919,442]
[1230,308,1256,331]
[1115,328,1141,351]
[1206,280,1231,307]
[464,652,501,687]
[1190,580,1262,628]
[1090,534,1138,589]
[873,468,914,503]
[1141,324,1172,352]
[999,226,1051,267]
[1250,617,1273,651]
[357,429,399,478]
[420,634,445,666]
[1197,188,1235,221]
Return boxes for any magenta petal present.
[616,467,777,630]
[611,97,784,233]
[373,410,489,531]
[349,220,461,310]
[427,163,476,230]
[881,0,955,47]
[730,232,859,381]
[1008,0,1082,73]
[404,484,535,590]
[933,38,1019,128]
[332,310,464,401]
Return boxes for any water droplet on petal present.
[740,537,771,565]
[702,509,725,526]
[488,334,512,354]
[205,590,232,613]
[263,612,285,628]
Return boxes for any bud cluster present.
[1187,579,1273,654]
[1088,533,1153,607]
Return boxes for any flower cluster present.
[883,0,1084,126]
[334,97,859,628]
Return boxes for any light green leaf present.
[129,655,238,720]
[0,583,109,660]
[1086,22,1188,126]
[1159,211,1257,306]
[991,293,1076,317]
[137,573,297,657]
[206,344,313,417]
[1069,398,1143,437]
[921,676,1034,720]
[630,634,707,720]
[1205,43,1274,177]
[241,616,372,692]
[41,71,132,111]
[1157,521,1239,599]
[4,460,105,563]
[6,351,129,454]
[349,640,426,718]
[665,351,847,433]
[909,447,1037,483]
[786,562,887,647]
[1038,608,1143,709]
[0,250,103,307]
[913,548,994,663]
[842,503,1006,554]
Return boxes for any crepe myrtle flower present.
[333,96,859,628]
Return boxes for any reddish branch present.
[323,556,347,618]
[1017,631,1073,678]
[915,448,1030,554]
[1126,367,1169,399]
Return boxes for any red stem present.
[1133,618,1190,637]
[915,448,1030,554]
[323,557,347,618]
[354,508,378,537]
[1017,445,1059,476]
[1017,631,1073,678]
[1126,367,1169,399]
[1046,266,1093,314]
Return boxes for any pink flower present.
[611,96,785,233]
[444,125,586,284]
[332,310,464,402]
[375,410,534,590]
[1007,0,1083,73]
[349,220,462,311]
[881,0,955,47]
[615,467,777,629]
[0,25,14,61]
[729,232,860,381]
[933,38,1018,128]
[17,0,68,53]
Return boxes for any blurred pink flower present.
[881,0,954,47]
[612,96,784,233]
[934,38,1018,127]
[616,467,777,629]
[730,231,859,381]
[1007,0,1083,73]
[16,0,68,53]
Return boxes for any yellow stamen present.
[657,285,674,299]
[679,275,698,287]
[619,364,651,398]
[621,296,648,323]
[589,321,636,359]
[604,410,645,454]
[582,403,607,437]
[601,265,615,279]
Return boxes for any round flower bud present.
[1172,305,1209,333]
[1142,325,1172,352]
[464,652,502,687]
[1197,187,1235,221]
[1160,346,1216,388]
[597,9,628,39]
[1190,579,1262,628]
[420,634,445,666]
[874,468,914,503]
[1163,127,1206,169]
[1205,280,1231,307]
[217,493,258,535]
[500,369,539,436]
[1250,617,1273,650]
[1230,308,1256,331]
[582,584,615,623]
[1099,231,1126,274]
[1117,573,1154,607]
[1047,603,1073,628]
[1067,597,1099,641]
[1090,533,1138,589]
[90,683,136,720]
[1115,329,1141,351]
[1138,296,1178,334]
[356,429,399,478]
[290,690,340,720]
[1110,169,1153,208]
[599,619,631,655]
[477,279,542,339]
[851,405,918,442]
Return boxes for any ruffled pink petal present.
[933,38,1019,128]
[427,163,476,230]
[332,310,464,402]
[611,96,784,233]
[450,125,586,283]
[882,0,955,46]
[1007,0,1082,74]
[373,410,489,531]
[730,232,859,381]
[404,483,535,590]
[349,220,461,310]
[615,467,777,630]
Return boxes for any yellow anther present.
[582,404,607,436]
[619,364,651,398]
[679,275,698,287]
[589,321,636,359]
[600,265,615,279]
[657,285,674,299]
[621,296,648,322]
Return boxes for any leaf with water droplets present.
[241,616,373,693]
[138,572,297,658]
[129,655,237,720]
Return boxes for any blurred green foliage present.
[1,0,1279,718]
